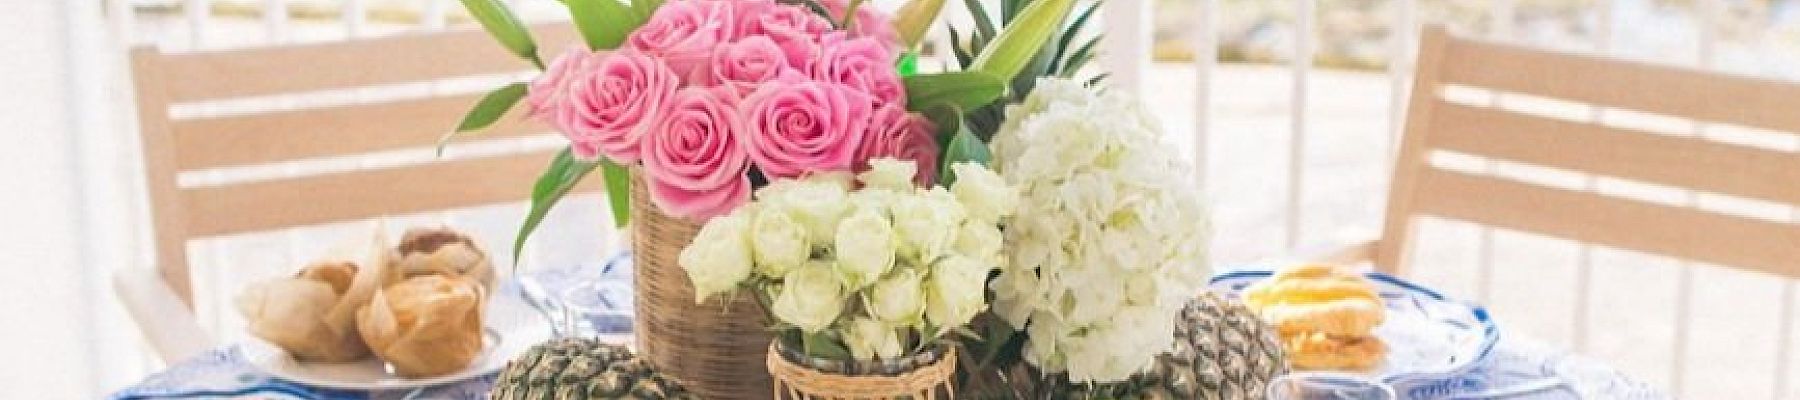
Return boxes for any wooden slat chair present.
[117,24,596,362]
[1330,25,1800,281]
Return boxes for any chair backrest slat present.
[131,24,591,305]
[171,93,549,170]
[183,149,596,237]
[1379,26,1800,279]
[158,25,578,103]
[1413,169,1800,278]
[1426,101,1800,205]
[1438,35,1800,134]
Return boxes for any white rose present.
[678,209,753,303]
[842,317,903,361]
[863,267,925,326]
[847,188,902,217]
[949,162,1018,223]
[857,158,918,191]
[769,177,852,244]
[750,208,809,278]
[952,221,1004,264]
[891,188,964,263]
[924,255,989,331]
[838,317,900,360]
[833,209,896,289]
[772,260,846,333]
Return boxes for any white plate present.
[1210,269,1499,387]
[241,291,553,390]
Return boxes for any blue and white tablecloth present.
[113,257,1667,400]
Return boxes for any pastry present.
[356,274,486,377]
[236,261,371,362]
[394,227,494,290]
[1243,263,1388,371]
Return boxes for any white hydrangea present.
[990,78,1213,383]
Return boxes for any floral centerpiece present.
[443,0,1079,395]
[680,158,1017,398]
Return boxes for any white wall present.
[0,1,140,397]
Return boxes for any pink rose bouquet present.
[450,0,1076,244]
[524,0,929,221]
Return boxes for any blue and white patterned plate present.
[1210,269,1500,388]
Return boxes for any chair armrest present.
[113,268,215,363]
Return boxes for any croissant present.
[235,262,371,362]
[356,274,486,377]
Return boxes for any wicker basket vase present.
[629,172,773,399]
[767,342,958,400]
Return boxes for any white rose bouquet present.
[987,78,1213,383]
[679,158,1018,362]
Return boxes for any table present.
[113,257,1668,400]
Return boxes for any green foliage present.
[459,0,542,68]
[439,83,528,156]
[948,0,1109,140]
[513,149,601,269]
[938,126,993,186]
[968,0,1074,82]
[902,71,1007,113]
[566,0,644,50]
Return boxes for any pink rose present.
[629,0,733,82]
[710,36,801,96]
[855,104,939,186]
[554,49,679,163]
[642,87,752,220]
[814,32,904,107]
[741,79,873,179]
[821,0,900,47]
[526,46,597,118]
[734,2,831,70]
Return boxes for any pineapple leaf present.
[1052,0,1102,70]
[1060,34,1101,76]
[1001,0,1027,24]
[947,25,973,68]
[969,0,1074,82]
[1086,71,1111,87]
[961,0,997,41]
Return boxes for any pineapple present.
[1050,292,1290,399]
[489,338,696,400]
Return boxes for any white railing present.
[101,0,1800,398]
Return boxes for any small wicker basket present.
[629,171,773,399]
[766,342,958,400]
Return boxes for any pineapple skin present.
[1055,292,1290,400]
[489,338,697,400]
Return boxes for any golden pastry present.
[1243,263,1388,372]
[1283,331,1387,371]
[394,227,494,290]
[356,274,486,377]
[1258,297,1386,337]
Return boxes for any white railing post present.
[1100,0,1151,96]
[1285,0,1314,249]
[1386,0,1414,155]
[186,0,210,48]
[263,0,287,42]
[1473,0,1514,306]
[423,0,450,31]
[1192,0,1215,192]
[1573,0,1615,355]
